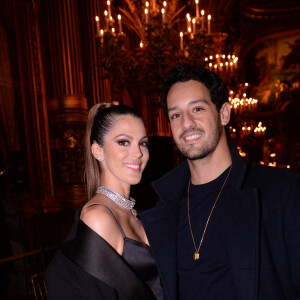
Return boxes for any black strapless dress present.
[121,227,163,299]
[87,204,163,300]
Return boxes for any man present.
[140,64,300,300]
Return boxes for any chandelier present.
[229,83,258,114]
[94,0,238,98]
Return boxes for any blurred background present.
[0,0,299,298]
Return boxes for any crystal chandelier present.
[229,83,258,114]
[94,0,239,98]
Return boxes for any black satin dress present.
[113,211,163,300]
[46,205,163,300]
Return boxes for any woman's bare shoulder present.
[80,202,124,254]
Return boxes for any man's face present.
[167,80,227,160]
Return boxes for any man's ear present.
[220,102,231,126]
[91,143,104,161]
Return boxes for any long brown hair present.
[84,103,141,200]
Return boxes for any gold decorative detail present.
[193,252,199,260]
[187,165,232,260]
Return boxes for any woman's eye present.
[117,140,129,146]
[140,141,150,148]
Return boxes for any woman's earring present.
[99,157,104,161]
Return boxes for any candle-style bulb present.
[207,14,211,34]
[107,0,112,19]
[145,8,149,24]
[179,31,183,50]
[201,10,205,30]
[192,18,196,34]
[118,14,122,34]
[95,16,100,36]
[104,10,109,30]
[195,0,199,19]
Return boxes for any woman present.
[46,104,163,300]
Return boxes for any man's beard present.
[176,119,223,161]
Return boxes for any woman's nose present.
[131,144,143,157]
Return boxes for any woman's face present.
[97,115,149,188]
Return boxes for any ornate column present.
[46,0,88,208]
[13,0,54,212]
[78,0,111,107]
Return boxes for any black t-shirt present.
[177,167,236,299]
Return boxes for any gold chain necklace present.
[187,165,232,261]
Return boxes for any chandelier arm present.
[168,5,186,25]
[119,8,145,41]
[122,0,144,36]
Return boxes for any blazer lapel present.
[225,188,259,300]
[141,199,180,300]
[61,220,156,300]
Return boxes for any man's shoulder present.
[245,162,299,187]
[248,162,298,176]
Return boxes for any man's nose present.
[182,112,196,130]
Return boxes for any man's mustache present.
[179,128,204,140]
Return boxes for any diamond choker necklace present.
[96,186,137,218]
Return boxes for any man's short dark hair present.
[161,64,229,119]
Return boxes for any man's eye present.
[117,140,129,146]
[170,113,180,120]
[193,107,203,112]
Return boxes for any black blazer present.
[140,142,300,300]
[46,211,156,300]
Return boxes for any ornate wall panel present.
[13,0,54,211]
[45,0,88,208]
